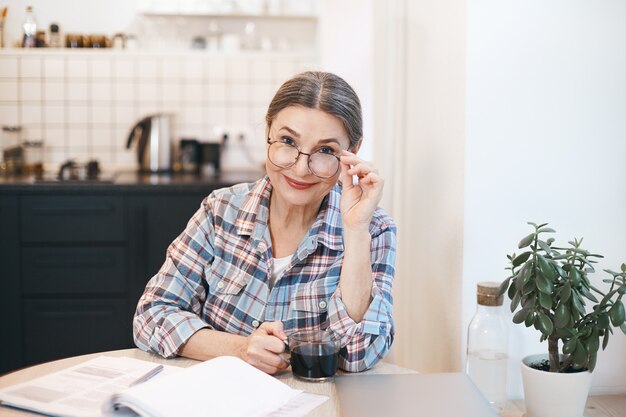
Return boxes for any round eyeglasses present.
[266,137,342,179]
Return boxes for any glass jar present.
[466,281,509,415]
[22,139,44,176]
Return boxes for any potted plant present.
[499,222,626,417]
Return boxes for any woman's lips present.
[284,176,315,190]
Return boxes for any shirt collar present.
[235,177,344,252]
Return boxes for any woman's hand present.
[238,321,290,375]
[339,150,384,232]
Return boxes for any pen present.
[129,364,164,387]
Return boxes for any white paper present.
[102,356,305,417]
[0,355,328,417]
[0,356,179,417]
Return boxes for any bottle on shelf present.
[22,6,37,48]
[49,23,61,48]
[466,281,509,415]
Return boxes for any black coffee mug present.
[287,330,340,382]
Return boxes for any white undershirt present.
[270,255,292,289]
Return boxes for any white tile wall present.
[0,51,318,170]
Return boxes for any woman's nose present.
[292,153,311,176]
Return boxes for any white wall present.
[465,0,626,398]
[318,0,373,161]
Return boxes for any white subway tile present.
[162,60,181,80]
[43,58,65,78]
[114,104,136,125]
[67,104,89,124]
[137,57,160,80]
[45,147,68,165]
[138,103,160,118]
[227,58,249,81]
[250,59,272,81]
[0,104,18,124]
[67,58,89,78]
[67,82,89,102]
[273,59,298,83]
[92,127,114,147]
[206,83,226,104]
[162,82,181,103]
[21,104,43,124]
[20,80,42,101]
[181,82,204,104]
[44,103,66,124]
[253,83,276,104]
[91,104,112,125]
[179,106,203,127]
[227,105,251,126]
[44,127,67,147]
[44,81,65,101]
[113,58,135,80]
[95,149,115,165]
[0,79,18,101]
[229,83,251,103]
[207,106,227,126]
[138,81,160,103]
[207,59,226,80]
[177,125,203,140]
[91,82,112,101]
[20,57,42,78]
[68,127,89,147]
[115,149,136,166]
[184,59,204,80]
[91,58,112,79]
[25,126,43,140]
[114,81,135,102]
[0,57,18,78]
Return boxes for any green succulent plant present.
[499,222,626,373]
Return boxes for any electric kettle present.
[126,114,173,173]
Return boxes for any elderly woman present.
[133,71,396,374]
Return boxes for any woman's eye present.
[280,136,296,146]
[317,146,336,155]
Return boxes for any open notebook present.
[0,356,327,417]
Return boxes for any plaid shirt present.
[133,176,396,372]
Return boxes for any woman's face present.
[266,105,352,209]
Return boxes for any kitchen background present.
[1,0,626,401]
[0,0,321,172]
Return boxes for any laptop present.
[335,372,498,417]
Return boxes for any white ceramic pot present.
[521,354,592,417]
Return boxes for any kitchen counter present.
[0,170,264,193]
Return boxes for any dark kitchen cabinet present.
[0,173,257,374]
[128,194,208,317]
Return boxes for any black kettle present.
[126,114,173,173]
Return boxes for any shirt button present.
[252,320,260,328]
[216,281,225,290]
[319,301,327,309]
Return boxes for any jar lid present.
[476,281,503,306]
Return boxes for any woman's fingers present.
[243,321,290,374]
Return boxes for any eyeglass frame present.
[266,137,345,179]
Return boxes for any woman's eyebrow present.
[278,126,301,137]
[317,138,341,146]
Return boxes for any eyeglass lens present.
[268,142,339,178]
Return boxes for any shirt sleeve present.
[327,222,396,372]
[132,197,215,358]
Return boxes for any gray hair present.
[265,71,363,149]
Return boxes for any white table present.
[0,348,416,417]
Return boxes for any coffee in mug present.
[288,330,340,382]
